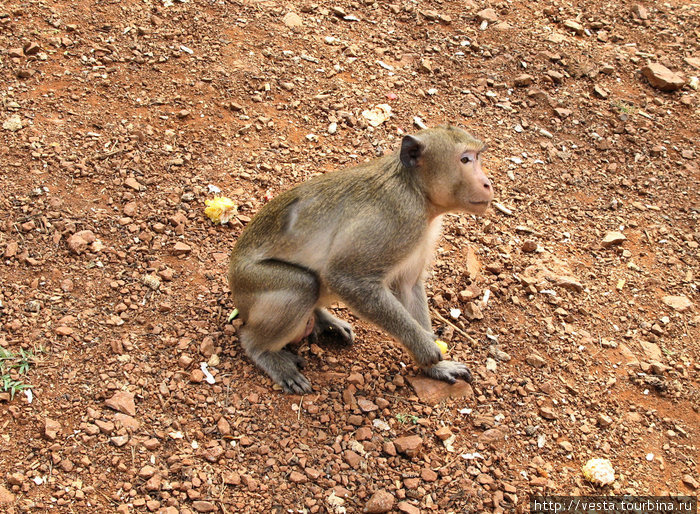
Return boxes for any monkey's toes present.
[312,313,355,345]
[281,372,312,394]
[326,321,354,345]
[423,360,473,384]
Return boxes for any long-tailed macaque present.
[228,126,493,393]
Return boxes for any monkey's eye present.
[461,156,472,164]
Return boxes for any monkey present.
[228,125,493,394]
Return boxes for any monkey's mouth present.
[469,201,491,206]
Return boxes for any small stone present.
[662,295,693,312]
[172,242,192,255]
[192,500,217,512]
[43,418,61,440]
[23,42,41,55]
[355,426,372,441]
[641,63,685,91]
[124,177,144,191]
[347,372,365,386]
[593,84,609,98]
[682,474,699,490]
[8,48,24,59]
[539,406,557,420]
[344,450,362,468]
[95,419,115,434]
[563,19,584,35]
[105,391,137,416]
[640,341,663,362]
[114,413,140,431]
[55,326,74,336]
[559,440,573,452]
[177,109,190,119]
[526,353,547,368]
[554,108,572,119]
[435,426,453,441]
[597,413,613,427]
[217,417,231,436]
[632,5,649,20]
[0,486,15,505]
[476,8,498,23]
[397,501,421,514]
[602,231,626,247]
[421,468,438,482]
[555,276,583,292]
[283,12,303,29]
[4,241,18,258]
[407,376,473,404]
[393,435,423,457]
[419,59,433,74]
[364,489,395,513]
[521,239,538,252]
[514,74,534,87]
[138,465,156,478]
[110,435,130,447]
[357,398,378,412]
[289,471,306,483]
[3,115,23,132]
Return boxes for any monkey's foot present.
[422,360,473,384]
[311,309,355,345]
[254,350,312,394]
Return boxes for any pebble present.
[3,115,23,131]
[682,475,699,490]
[105,391,137,416]
[407,375,473,404]
[172,242,192,255]
[43,417,61,440]
[124,177,144,191]
[662,295,693,312]
[601,231,626,247]
[0,486,15,504]
[476,8,498,23]
[192,500,217,512]
[514,74,534,87]
[393,435,423,457]
[397,501,420,514]
[563,20,584,35]
[642,63,685,91]
[526,353,547,368]
[283,12,303,29]
[364,489,395,513]
[488,345,511,362]
[539,406,557,420]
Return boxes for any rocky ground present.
[0,0,698,513]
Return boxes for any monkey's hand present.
[422,360,473,384]
[410,332,444,368]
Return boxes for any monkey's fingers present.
[422,360,473,384]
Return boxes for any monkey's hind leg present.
[235,260,320,394]
[311,308,355,345]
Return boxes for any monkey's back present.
[229,153,429,280]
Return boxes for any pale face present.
[457,148,493,214]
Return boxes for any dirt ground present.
[1,0,698,513]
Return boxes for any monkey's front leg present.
[401,280,474,384]
[329,275,443,368]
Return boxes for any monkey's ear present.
[400,135,425,168]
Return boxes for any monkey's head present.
[399,126,493,216]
